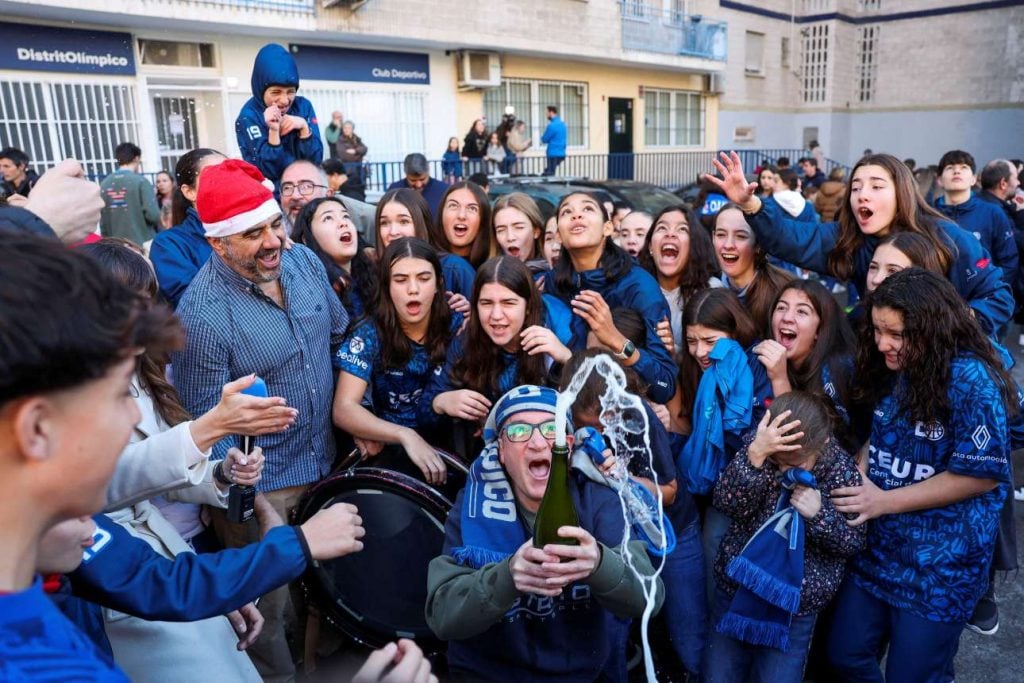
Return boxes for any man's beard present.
[222,240,281,283]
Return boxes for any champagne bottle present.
[533,443,580,548]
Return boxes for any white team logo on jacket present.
[913,421,945,442]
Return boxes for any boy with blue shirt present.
[235,43,323,188]
[0,232,180,681]
[934,149,1018,288]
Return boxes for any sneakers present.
[966,595,999,635]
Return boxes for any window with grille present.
[643,88,704,147]
[300,86,427,162]
[856,25,880,103]
[857,0,882,10]
[0,78,141,179]
[483,78,589,149]
[801,0,831,13]
[800,23,830,104]
[745,31,765,74]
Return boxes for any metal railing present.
[148,0,315,13]
[620,2,728,61]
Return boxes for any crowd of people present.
[2,40,1024,683]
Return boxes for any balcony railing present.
[157,0,315,14]
[620,2,728,62]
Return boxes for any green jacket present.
[100,169,161,245]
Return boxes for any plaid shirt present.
[172,244,348,491]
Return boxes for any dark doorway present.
[608,97,634,180]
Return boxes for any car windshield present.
[607,185,680,215]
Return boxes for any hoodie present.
[767,190,819,222]
[935,193,1018,287]
[235,44,323,186]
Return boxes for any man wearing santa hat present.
[172,159,349,681]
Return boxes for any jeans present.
[826,578,965,683]
[544,155,565,176]
[659,522,708,675]
[702,505,731,603]
[704,587,817,683]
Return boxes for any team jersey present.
[851,355,1011,623]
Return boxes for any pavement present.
[953,336,1024,683]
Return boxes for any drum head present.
[297,448,467,652]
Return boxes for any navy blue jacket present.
[70,515,310,622]
[551,265,676,403]
[235,44,323,186]
[746,198,1014,334]
[150,208,212,307]
[978,188,1024,233]
[935,194,1018,287]
[386,177,449,221]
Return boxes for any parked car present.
[488,177,681,222]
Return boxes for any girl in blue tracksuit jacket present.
[705,152,1014,335]
[419,256,572,458]
[235,43,323,187]
[547,191,677,403]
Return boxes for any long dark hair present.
[433,181,492,267]
[451,256,546,398]
[171,147,222,227]
[714,203,793,334]
[854,267,1016,424]
[829,153,953,281]
[639,204,717,309]
[292,197,377,315]
[78,240,191,427]
[770,280,855,431]
[676,288,758,422]
[874,232,950,276]
[374,187,433,246]
[551,191,633,295]
[375,237,452,367]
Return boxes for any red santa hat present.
[196,159,281,238]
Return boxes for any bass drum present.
[295,446,468,654]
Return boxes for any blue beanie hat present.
[483,385,569,442]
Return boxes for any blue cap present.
[483,385,568,442]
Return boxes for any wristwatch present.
[614,339,636,361]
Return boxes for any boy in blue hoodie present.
[934,149,1018,289]
[235,43,323,187]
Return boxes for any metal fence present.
[142,0,315,13]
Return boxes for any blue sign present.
[289,43,429,85]
[0,21,135,75]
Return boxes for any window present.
[745,31,765,74]
[857,0,882,10]
[801,0,831,12]
[856,25,880,103]
[483,78,589,149]
[781,36,791,69]
[300,85,427,163]
[800,23,830,104]
[0,78,141,178]
[643,88,704,147]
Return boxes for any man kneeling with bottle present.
[426,385,663,682]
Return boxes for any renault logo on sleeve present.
[972,425,991,451]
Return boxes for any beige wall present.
[455,55,717,155]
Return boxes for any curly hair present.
[374,237,452,368]
[451,256,546,399]
[854,267,1016,424]
[639,204,718,312]
[829,153,953,281]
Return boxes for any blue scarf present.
[717,467,817,650]
[677,338,754,494]
[449,441,526,569]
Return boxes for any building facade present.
[707,0,1024,165]
[0,0,728,179]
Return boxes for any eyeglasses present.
[502,420,558,443]
[280,181,327,197]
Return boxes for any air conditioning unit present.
[458,51,501,89]
[705,73,725,94]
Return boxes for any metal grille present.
[856,25,881,103]
[482,78,589,149]
[858,0,882,11]
[644,88,704,148]
[152,96,200,173]
[0,78,140,178]
[800,23,830,104]
[300,86,427,162]
[801,0,832,12]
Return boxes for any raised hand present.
[747,409,804,468]
[705,151,760,212]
